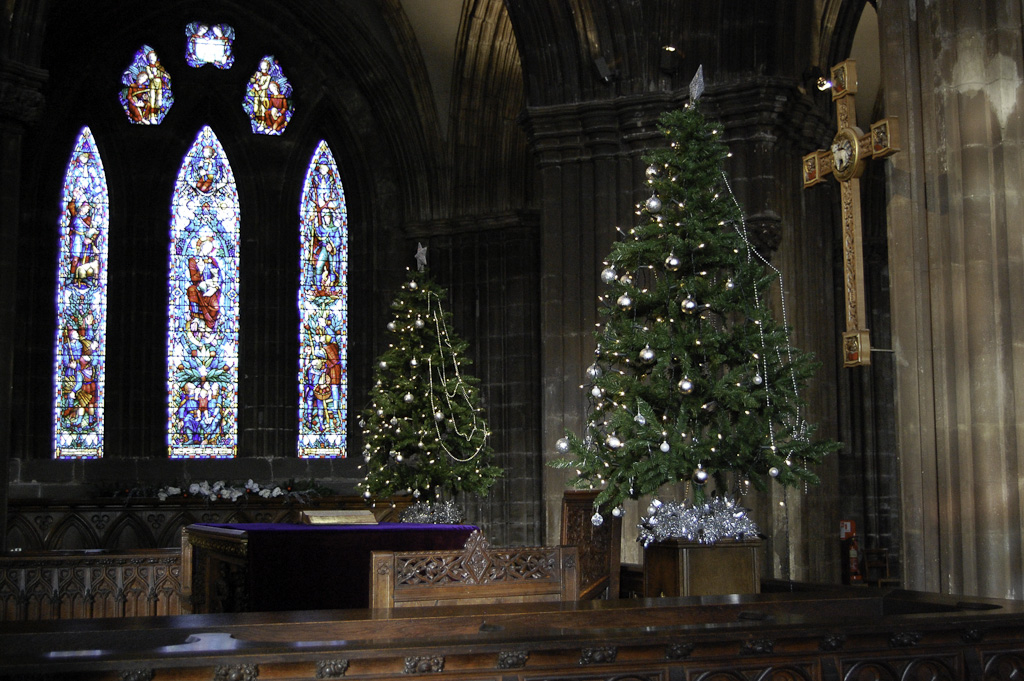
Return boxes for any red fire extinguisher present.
[848,533,863,584]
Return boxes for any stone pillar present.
[522,94,676,553]
[0,60,47,551]
[880,0,1024,598]
[711,81,841,583]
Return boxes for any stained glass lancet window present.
[298,141,348,458]
[186,22,235,69]
[167,126,240,458]
[119,45,173,125]
[53,128,109,459]
[243,56,294,135]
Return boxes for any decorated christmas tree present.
[552,92,838,544]
[359,245,502,519]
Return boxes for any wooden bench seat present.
[370,530,578,609]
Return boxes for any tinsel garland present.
[638,495,760,548]
[399,499,465,524]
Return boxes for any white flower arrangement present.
[156,479,287,502]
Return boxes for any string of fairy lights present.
[425,289,488,462]
[719,170,811,483]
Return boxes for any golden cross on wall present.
[802,59,899,368]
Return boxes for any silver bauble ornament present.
[611,506,623,517]
[591,385,604,398]
[753,373,764,386]
[410,358,419,368]
[403,392,414,403]
[379,361,387,370]
[395,454,403,462]
[646,195,662,213]
[639,345,656,363]
[660,440,671,453]
[634,413,646,425]
[556,437,571,454]
[681,297,698,314]
[617,294,632,309]
[665,254,681,271]
[601,267,617,284]
[769,466,780,478]
[606,435,622,449]
[646,164,659,179]
[619,273,633,286]
[414,318,425,329]
[586,363,602,380]
[434,410,445,422]
[678,378,694,394]
[408,280,418,290]
[386,321,396,332]
[591,512,605,527]
[692,468,709,485]
[363,489,372,498]
[413,489,421,498]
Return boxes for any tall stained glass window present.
[118,45,174,125]
[242,56,294,135]
[53,128,109,459]
[167,126,240,458]
[298,141,347,458]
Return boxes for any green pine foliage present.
[359,267,502,502]
[552,105,839,517]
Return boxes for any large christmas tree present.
[553,102,838,535]
[359,247,502,509]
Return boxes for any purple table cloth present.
[192,522,478,611]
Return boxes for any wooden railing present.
[0,549,183,621]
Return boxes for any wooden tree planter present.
[644,538,762,597]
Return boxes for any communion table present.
[181,522,477,613]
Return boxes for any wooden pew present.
[370,530,578,609]
[559,490,621,599]
[5,587,1024,680]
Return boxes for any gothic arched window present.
[297,141,348,458]
[166,126,240,458]
[53,127,109,459]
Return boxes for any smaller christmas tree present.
[359,245,502,512]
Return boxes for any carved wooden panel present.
[5,497,409,551]
[0,550,182,621]
[838,653,960,681]
[372,530,578,608]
